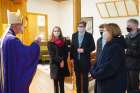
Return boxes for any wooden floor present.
[29,65,94,93]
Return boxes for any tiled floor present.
[29,65,94,93]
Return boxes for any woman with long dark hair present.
[47,26,70,93]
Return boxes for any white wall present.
[59,0,73,38]
[27,0,73,38]
[27,0,140,42]
[81,0,140,43]
[27,0,61,38]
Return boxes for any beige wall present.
[27,0,73,39]
[27,0,140,42]
[81,0,140,43]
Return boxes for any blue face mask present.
[53,32,60,37]
[78,27,86,33]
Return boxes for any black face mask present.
[127,27,132,32]
[100,32,103,36]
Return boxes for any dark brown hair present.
[99,24,107,29]
[78,21,87,27]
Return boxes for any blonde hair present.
[50,26,63,42]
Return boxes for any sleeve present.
[63,42,69,60]
[92,45,123,80]
[10,38,40,64]
[47,42,62,63]
[84,34,95,54]
[96,38,101,56]
[70,34,75,59]
[9,38,40,60]
[126,39,140,57]
[9,38,40,87]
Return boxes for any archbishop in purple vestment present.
[0,28,40,93]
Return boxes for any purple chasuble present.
[0,28,40,93]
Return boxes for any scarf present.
[52,37,64,47]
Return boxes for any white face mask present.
[78,27,86,33]
[53,31,61,37]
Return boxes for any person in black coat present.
[71,21,95,93]
[125,19,140,93]
[47,26,70,93]
[91,23,127,93]
[96,24,107,64]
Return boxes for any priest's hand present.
[34,37,41,45]
[60,60,64,68]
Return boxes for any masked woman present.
[91,23,127,93]
[47,26,70,93]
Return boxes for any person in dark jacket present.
[95,24,107,93]
[91,23,127,93]
[125,19,140,93]
[71,21,95,93]
[47,26,70,93]
[96,24,107,64]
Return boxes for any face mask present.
[53,31,60,37]
[127,27,132,32]
[100,31,103,36]
[78,27,85,33]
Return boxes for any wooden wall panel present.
[139,0,140,15]
[0,0,29,44]
[0,0,27,23]
[0,0,2,36]
[26,13,48,45]
[73,0,81,32]
[0,0,49,45]
[27,14,38,44]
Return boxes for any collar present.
[78,31,86,36]
[8,28,16,36]
[128,31,139,39]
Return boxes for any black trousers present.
[127,70,140,93]
[53,77,64,93]
[75,70,89,93]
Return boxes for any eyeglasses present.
[78,26,85,28]
[54,30,60,32]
